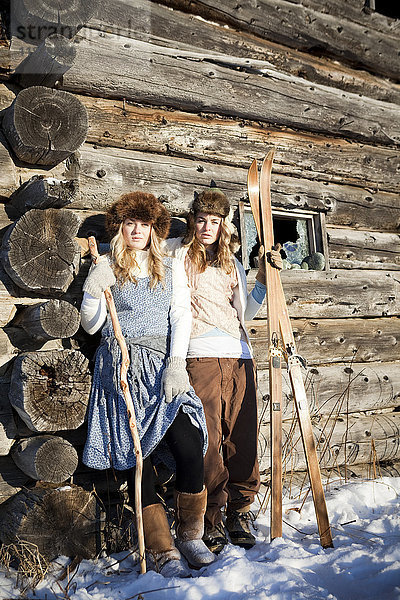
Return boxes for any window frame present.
[238,202,330,272]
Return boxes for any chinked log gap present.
[11,0,100,41]
[9,349,91,432]
[6,175,79,220]
[12,34,77,88]
[2,86,88,165]
[11,435,78,483]
[1,208,81,295]
[0,483,99,560]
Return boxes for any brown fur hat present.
[192,188,230,218]
[106,192,170,240]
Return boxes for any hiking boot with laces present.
[202,522,228,554]
[225,509,256,549]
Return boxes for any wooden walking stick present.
[88,236,146,574]
[247,153,333,548]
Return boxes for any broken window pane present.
[240,206,326,271]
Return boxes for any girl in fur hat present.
[166,187,282,554]
[80,192,215,576]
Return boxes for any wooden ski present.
[247,154,333,548]
[248,152,283,540]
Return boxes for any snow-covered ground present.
[1,477,399,600]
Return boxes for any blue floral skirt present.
[82,340,208,471]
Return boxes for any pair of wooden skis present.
[247,152,333,548]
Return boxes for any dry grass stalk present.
[0,538,50,592]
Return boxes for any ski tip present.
[247,159,259,191]
[262,149,275,165]
[248,158,258,173]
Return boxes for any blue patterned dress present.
[82,257,208,471]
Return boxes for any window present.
[238,203,329,271]
[365,0,400,19]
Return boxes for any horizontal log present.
[256,360,400,417]
[1,208,81,295]
[58,28,400,146]
[249,316,400,366]
[258,411,400,473]
[158,0,400,80]
[6,175,79,219]
[265,461,400,490]
[2,86,88,166]
[252,268,400,319]
[327,227,400,270]
[78,95,400,194]
[13,34,77,88]
[11,299,81,341]
[0,456,31,504]
[9,349,91,432]
[61,145,400,232]
[0,132,17,201]
[11,435,78,483]
[0,482,99,559]
[86,0,400,104]
[11,0,99,40]
[0,385,17,455]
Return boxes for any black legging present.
[126,410,204,508]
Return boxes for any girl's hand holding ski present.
[256,245,283,285]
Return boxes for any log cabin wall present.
[0,0,399,540]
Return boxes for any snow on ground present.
[0,477,399,600]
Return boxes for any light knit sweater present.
[164,238,265,359]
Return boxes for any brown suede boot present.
[142,503,189,577]
[174,487,216,569]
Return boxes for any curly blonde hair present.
[183,212,238,274]
[110,224,166,288]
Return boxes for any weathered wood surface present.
[59,145,400,233]
[0,264,53,327]
[2,86,88,166]
[13,34,77,88]
[0,389,17,456]
[327,227,400,270]
[157,0,400,80]
[58,29,400,146]
[258,412,400,473]
[1,208,81,295]
[0,134,18,202]
[6,175,79,219]
[249,316,400,366]
[86,0,400,104]
[0,483,99,559]
[77,96,400,193]
[9,349,91,432]
[256,361,400,417]
[251,269,400,319]
[11,299,80,341]
[11,0,99,39]
[0,456,31,504]
[11,435,78,483]
[273,461,400,491]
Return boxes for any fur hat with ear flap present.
[192,187,230,218]
[106,192,170,240]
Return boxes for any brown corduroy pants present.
[186,357,260,527]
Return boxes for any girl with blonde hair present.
[80,192,215,576]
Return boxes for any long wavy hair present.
[183,212,238,274]
[110,223,165,288]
